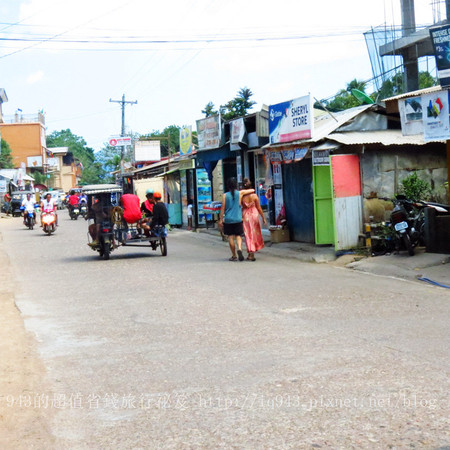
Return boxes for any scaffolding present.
[364,24,437,94]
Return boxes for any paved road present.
[1,211,449,448]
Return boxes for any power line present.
[0,0,137,60]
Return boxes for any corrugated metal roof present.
[383,85,443,102]
[327,130,435,146]
[81,184,122,194]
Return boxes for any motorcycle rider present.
[88,195,107,247]
[68,190,80,214]
[21,193,37,225]
[79,192,88,204]
[139,189,155,235]
[40,192,58,227]
[150,191,168,231]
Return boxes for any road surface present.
[0,211,449,448]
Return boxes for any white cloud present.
[26,70,44,84]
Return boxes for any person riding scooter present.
[21,193,37,225]
[40,192,58,227]
[68,190,80,212]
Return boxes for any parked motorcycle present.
[389,195,448,256]
[42,212,57,235]
[69,204,80,220]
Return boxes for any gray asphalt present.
[1,210,449,448]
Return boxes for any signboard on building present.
[179,126,192,155]
[0,179,7,193]
[422,90,450,142]
[27,156,42,168]
[134,140,161,162]
[109,136,132,147]
[47,157,60,170]
[312,150,330,166]
[269,94,313,144]
[398,96,423,135]
[430,25,450,87]
[196,115,222,150]
[230,118,247,151]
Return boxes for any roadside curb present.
[181,227,337,263]
[181,228,450,286]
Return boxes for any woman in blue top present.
[218,178,254,261]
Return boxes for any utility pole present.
[400,0,419,91]
[109,94,137,178]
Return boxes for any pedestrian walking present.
[241,178,266,261]
[218,178,254,261]
[187,199,194,231]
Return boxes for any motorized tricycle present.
[82,184,168,260]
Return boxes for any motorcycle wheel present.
[160,237,167,256]
[103,245,110,260]
[402,233,415,256]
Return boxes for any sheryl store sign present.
[269,94,313,144]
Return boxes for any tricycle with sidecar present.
[82,184,168,260]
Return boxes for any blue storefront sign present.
[269,95,313,144]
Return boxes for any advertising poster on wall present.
[274,187,284,219]
[27,156,42,168]
[179,126,192,155]
[196,168,212,225]
[422,90,450,141]
[398,96,423,135]
[196,116,222,150]
[47,157,60,170]
[429,24,450,87]
[230,118,247,151]
[269,94,313,144]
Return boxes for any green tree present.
[419,71,438,89]
[377,72,404,100]
[32,170,49,186]
[47,129,101,184]
[378,71,438,100]
[0,138,14,168]
[320,78,366,112]
[400,172,432,201]
[220,87,256,121]
[202,101,218,117]
[94,144,122,183]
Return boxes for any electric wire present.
[0,0,138,59]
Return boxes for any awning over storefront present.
[195,145,234,163]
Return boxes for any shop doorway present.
[282,158,315,243]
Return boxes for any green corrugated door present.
[312,153,335,244]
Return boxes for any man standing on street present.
[3,192,11,215]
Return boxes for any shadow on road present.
[61,252,163,264]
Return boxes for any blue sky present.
[0,0,435,151]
